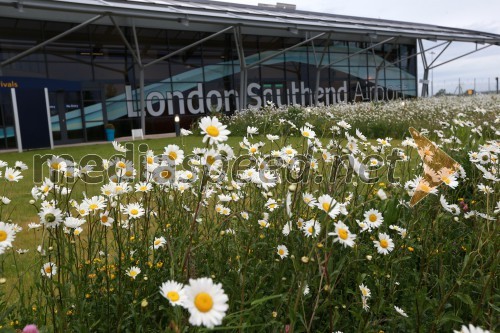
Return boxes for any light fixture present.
[174,115,180,137]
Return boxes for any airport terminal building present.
[0,0,499,150]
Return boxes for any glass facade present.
[0,18,417,146]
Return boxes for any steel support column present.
[132,23,146,135]
[233,26,247,110]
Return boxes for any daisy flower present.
[302,219,321,238]
[199,116,230,145]
[83,196,107,213]
[135,182,152,193]
[364,209,383,229]
[41,262,57,278]
[38,206,63,229]
[180,128,192,136]
[329,221,356,248]
[4,167,22,182]
[302,192,317,207]
[122,203,145,219]
[160,280,186,307]
[240,211,249,220]
[453,324,490,333]
[126,266,141,279]
[63,217,85,229]
[246,126,258,137]
[277,245,289,259]
[184,277,229,328]
[300,126,316,139]
[99,211,114,227]
[164,144,184,165]
[316,194,340,218]
[112,140,127,152]
[282,221,292,236]
[437,168,459,189]
[394,305,408,317]
[373,233,394,255]
[338,120,351,130]
[0,221,16,249]
[359,283,371,298]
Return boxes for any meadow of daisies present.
[0,95,498,332]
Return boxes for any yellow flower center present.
[8,174,14,180]
[250,147,257,153]
[194,292,213,313]
[419,183,432,193]
[125,170,133,177]
[278,249,285,255]
[89,204,98,210]
[302,131,310,137]
[380,239,389,248]
[130,209,139,215]
[51,162,60,170]
[161,170,172,179]
[44,266,52,274]
[169,152,178,160]
[101,215,108,223]
[117,161,126,169]
[338,228,348,240]
[369,214,377,223]
[154,239,161,245]
[206,125,219,137]
[167,291,179,302]
[361,289,369,296]
[140,186,147,191]
[308,226,314,234]
[442,177,450,184]
[206,156,215,165]
[129,270,138,277]
[147,156,154,164]
[322,202,330,212]
[0,230,7,242]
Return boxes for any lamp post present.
[430,51,435,97]
[496,77,499,95]
[174,115,180,137]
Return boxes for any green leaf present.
[454,292,473,306]
[437,311,463,326]
[250,293,283,306]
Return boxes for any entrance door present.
[49,90,85,145]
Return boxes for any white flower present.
[247,126,258,137]
[394,305,408,317]
[302,219,321,238]
[38,206,63,229]
[0,222,16,249]
[41,262,57,278]
[184,277,229,328]
[199,116,230,145]
[373,233,394,255]
[4,167,22,182]
[152,236,167,250]
[64,217,85,229]
[180,128,193,136]
[453,323,490,333]
[122,203,145,219]
[282,221,292,236]
[364,209,383,229]
[316,194,340,219]
[359,284,371,298]
[300,126,316,139]
[112,140,127,152]
[160,280,186,307]
[126,266,141,279]
[277,245,288,259]
[164,144,184,165]
[329,221,356,248]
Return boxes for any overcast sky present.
[220,0,500,94]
